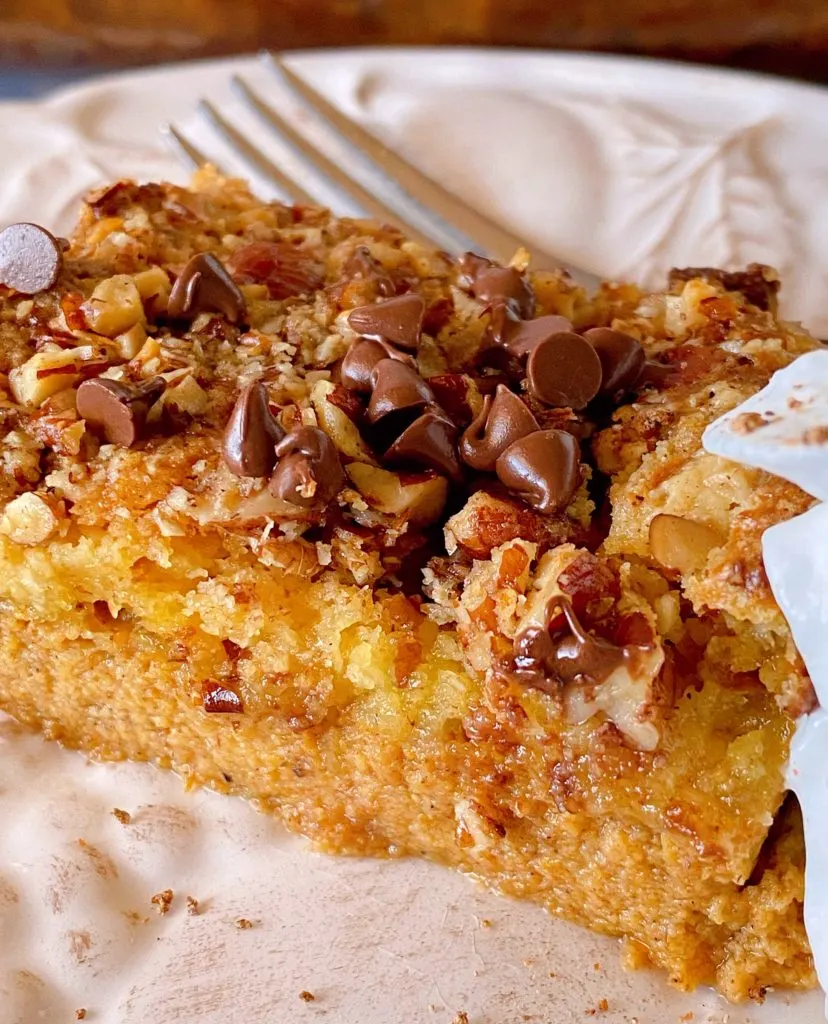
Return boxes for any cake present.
[0,169,818,1001]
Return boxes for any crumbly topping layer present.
[0,168,819,742]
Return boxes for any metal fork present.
[162,52,598,288]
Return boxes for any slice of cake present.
[0,169,817,1001]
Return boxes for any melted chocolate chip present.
[583,328,646,395]
[0,223,63,294]
[222,381,285,478]
[501,314,574,359]
[344,246,394,297]
[347,294,425,351]
[340,338,415,393]
[457,252,494,289]
[525,332,603,410]
[551,601,626,684]
[269,426,345,509]
[459,385,539,471]
[168,253,247,324]
[384,408,462,481]
[473,266,534,318]
[495,429,580,514]
[367,359,435,424]
[511,598,626,692]
[76,376,166,448]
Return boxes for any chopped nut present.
[310,380,375,463]
[648,513,722,574]
[133,265,171,314]
[299,991,316,1003]
[451,1013,470,1024]
[0,492,57,546]
[234,917,255,929]
[346,463,448,526]
[161,374,209,417]
[81,275,146,337]
[74,1011,87,1021]
[111,808,131,825]
[115,322,147,360]
[150,889,174,915]
[186,896,200,916]
[10,348,91,407]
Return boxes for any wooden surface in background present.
[3,0,828,83]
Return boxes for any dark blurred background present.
[2,0,828,97]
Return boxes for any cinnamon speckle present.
[75,1011,87,1021]
[299,991,316,1003]
[235,917,255,929]
[111,808,131,825]
[186,896,200,916]
[451,1014,470,1024]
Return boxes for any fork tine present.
[198,99,316,205]
[161,123,222,173]
[232,76,444,251]
[266,53,572,273]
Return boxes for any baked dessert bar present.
[0,170,818,1000]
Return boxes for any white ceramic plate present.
[0,48,825,1024]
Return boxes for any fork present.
[162,52,599,289]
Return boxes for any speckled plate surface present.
[0,48,825,1023]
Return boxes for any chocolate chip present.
[384,408,462,481]
[457,252,494,289]
[222,381,285,477]
[269,426,344,508]
[495,429,580,513]
[511,598,626,693]
[340,338,415,393]
[583,328,645,395]
[76,376,166,447]
[367,359,434,424]
[473,266,534,318]
[347,294,425,351]
[459,385,539,471]
[526,332,602,410]
[0,223,63,294]
[344,246,394,297]
[503,314,575,359]
[168,253,246,324]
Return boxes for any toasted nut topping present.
[347,294,425,351]
[0,222,63,294]
[584,328,646,395]
[168,252,246,324]
[346,463,448,525]
[10,347,107,408]
[223,381,284,477]
[77,376,166,447]
[648,513,722,574]
[526,333,603,410]
[459,385,539,471]
[384,409,462,481]
[367,359,434,424]
[270,426,345,509]
[0,492,57,545]
[81,274,146,337]
[495,429,580,513]
[202,680,244,713]
[310,380,375,463]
